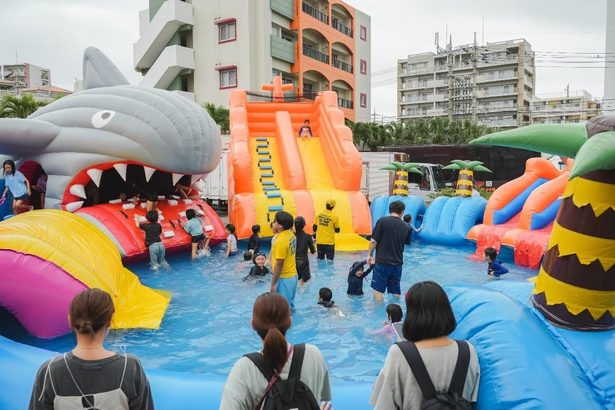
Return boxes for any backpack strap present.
[288,343,306,380]
[245,352,276,381]
[396,341,437,400]
[448,340,471,396]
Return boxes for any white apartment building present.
[1,63,51,89]
[530,90,602,124]
[134,0,371,122]
[398,39,535,129]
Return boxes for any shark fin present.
[82,47,129,90]
[0,119,60,156]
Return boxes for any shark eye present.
[91,110,115,128]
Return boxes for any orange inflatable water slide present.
[467,157,570,268]
[227,81,370,250]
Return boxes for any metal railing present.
[303,46,329,64]
[332,19,352,37]
[302,2,329,24]
[338,97,353,109]
[333,59,353,73]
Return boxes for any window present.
[217,18,236,43]
[360,59,367,75]
[360,25,367,41]
[218,66,237,89]
[360,93,367,108]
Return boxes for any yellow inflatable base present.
[335,233,369,251]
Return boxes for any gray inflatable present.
[0,47,221,211]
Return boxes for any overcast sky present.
[0,0,609,117]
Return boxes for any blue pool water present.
[4,240,536,383]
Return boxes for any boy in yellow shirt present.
[270,211,298,310]
[313,199,340,260]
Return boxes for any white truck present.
[360,152,445,203]
[201,150,228,208]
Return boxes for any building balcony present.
[302,2,329,24]
[338,97,353,109]
[270,0,294,20]
[477,73,517,83]
[271,35,295,64]
[477,89,517,98]
[332,19,352,37]
[139,45,195,89]
[332,59,353,73]
[303,46,329,64]
[426,93,447,102]
[133,0,193,71]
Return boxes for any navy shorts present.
[191,234,205,244]
[317,244,335,260]
[14,194,29,201]
[371,263,403,295]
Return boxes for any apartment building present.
[397,39,535,129]
[133,0,371,122]
[530,90,602,124]
[1,63,51,89]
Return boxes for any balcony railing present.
[333,59,353,73]
[303,46,329,64]
[332,19,352,37]
[302,2,329,24]
[338,97,353,109]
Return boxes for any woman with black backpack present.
[370,281,480,409]
[220,293,332,410]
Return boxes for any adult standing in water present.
[220,293,331,409]
[29,288,153,410]
[313,199,340,261]
[367,200,412,301]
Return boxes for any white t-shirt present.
[220,343,331,410]
[370,341,480,410]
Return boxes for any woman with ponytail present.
[220,293,332,409]
[29,288,153,410]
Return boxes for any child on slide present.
[181,208,205,260]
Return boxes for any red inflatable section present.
[76,199,226,263]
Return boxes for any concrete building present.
[133,0,371,122]
[605,0,615,114]
[397,38,535,129]
[530,90,602,124]
[1,63,51,89]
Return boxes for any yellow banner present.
[533,268,615,319]
[548,222,615,271]
[563,176,615,217]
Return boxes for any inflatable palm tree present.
[442,160,492,197]
[381,162,423,196]
[471,116,615,330]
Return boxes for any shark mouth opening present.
[61,162,204,212]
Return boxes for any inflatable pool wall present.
[418,196,486,245]
[370,195,426,230]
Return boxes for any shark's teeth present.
[143,166,156,182]
[113,163,127,181]
[191,174,204,185]
[65,201,84,212]
[69,184,87,199]
[172,173,184,185]
[86,168,103,187]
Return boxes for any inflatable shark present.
[0,47,221,211]
[0,48,227,260]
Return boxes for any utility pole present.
[447,35,454,121]
[472,32,478,121]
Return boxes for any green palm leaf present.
[442,164,462,170]
[466,160,484,169]
[570,131,615,179]
[402,163,420,171]
[381,165,401,171]
[472,165,492,173]
[451,159,468,169]
[470,124,587,158]
[390,161,404,170]
[407,167,424,175]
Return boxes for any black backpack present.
[397,340,473,410]
[246,343,321,410]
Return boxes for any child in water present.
[347,260,374,295]
[135,210,169,270]
[371,304,403,341]
[295,216,316,285]
[248,224,261,255]
[243,251,270,281]
[403,214,423,234]
[317,287,345,317]
[225,223,238,257]
[485,247,509,277]
[181,208,205,260]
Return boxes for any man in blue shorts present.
[367,200,412,301]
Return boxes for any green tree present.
[0,94,47,118]
[203,103,230,134]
